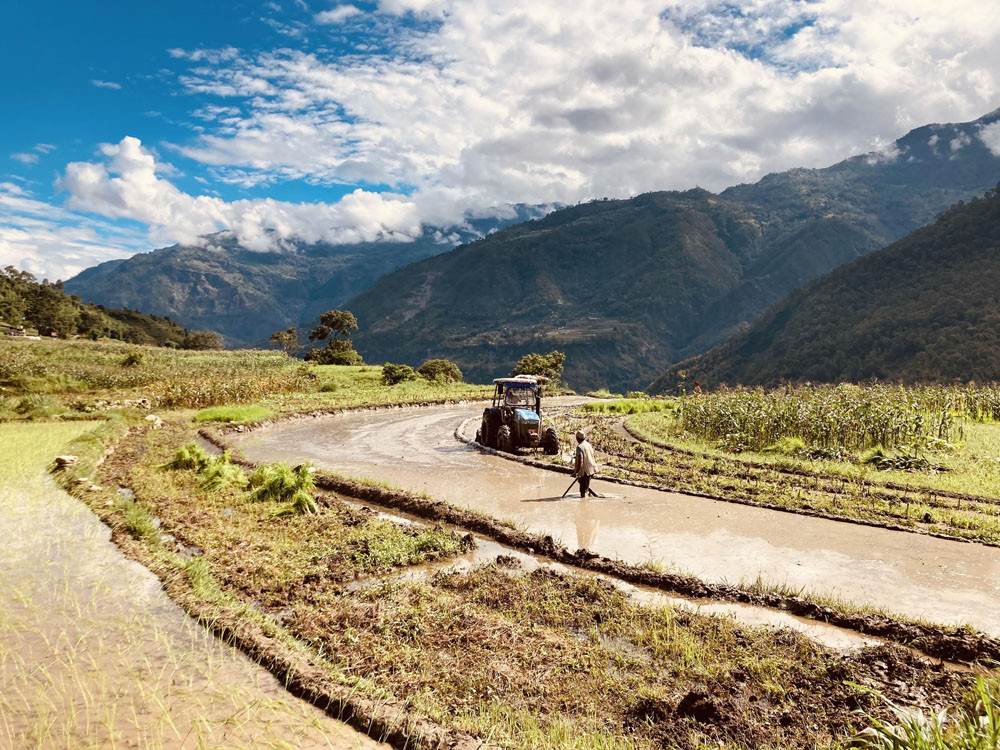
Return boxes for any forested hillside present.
[650,184,1000,391]
[349,111,1000,390]
[0,266,203,347]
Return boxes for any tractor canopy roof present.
[492,375,549,388]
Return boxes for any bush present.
[120,349,146,367]
[382,362,417,385]
[181,331,223,350]
[417,359,463,383]
[304,339,363,365]
[319,380,338,392]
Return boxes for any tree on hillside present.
[182,331,223,350]
[309,310,358,342]
[512,350,566,382]
[304,309,362,365]
[269,327,301,355]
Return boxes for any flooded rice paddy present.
[234,404,1000,636]
[0,422,384,750]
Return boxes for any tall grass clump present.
[583,399,677,415]
[853,676,1000,749]
[164,442,210,471]
[247,462,317,514]
[681,384,957,452]
[193,405,275,424]
[199,452,248,491]
[162,443,247,490]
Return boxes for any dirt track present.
[233,404,1000,635]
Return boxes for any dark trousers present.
[579,474,597,497]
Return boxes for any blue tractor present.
[476,375,560,454]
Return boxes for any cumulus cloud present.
[24,0,1000,277]
[58,136,424,252]
[10,153,39,165]
[981,122,1000,156]
[0,182,148,280]
[314,4,362,23]
[170,0,1000,217]
[91,79,122,89]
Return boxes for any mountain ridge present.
[347,110,1000,390]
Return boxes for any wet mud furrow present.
[210,412,1000,663]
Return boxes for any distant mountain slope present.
[649,183,1000,391]
[65,208,546,347]
[349,111,1000,391]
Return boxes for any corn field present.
[680,384,976,452]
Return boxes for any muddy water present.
[0,423,384,750]
[235,406,1000,635]
[346,503,882,650]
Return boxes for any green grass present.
[853,677,1000,749]
[193,405,276,423]
[0,340,491,416]
[630,411,1000,501]
[0,422,98,481]
[0,337,311,409]
[582,398,678,415]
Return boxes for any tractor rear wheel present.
[497,425,513,453]
[481,412,499,448]
[540,426,559,455]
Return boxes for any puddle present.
[342,502,885,653]
[233,404,1000,636]
[0,423,384,750]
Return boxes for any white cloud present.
[10,153,39,165]
[91,79,122,89]
[58,136,424,253]
[981,122,1000,156]
[25,0,1000,280]
[34,143,56,154]
[314,4,361,23]
[169,0,1000,218]
[0,183,148,280]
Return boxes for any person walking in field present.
[574,430,601,497]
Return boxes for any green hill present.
[65,210,546,347]
[349,111,1000,391]
[1,266,199,347]
[649,183,1000,391]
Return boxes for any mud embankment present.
[203,427,1000,665]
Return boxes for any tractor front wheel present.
[541,426,559,455]
[497,425,513,453]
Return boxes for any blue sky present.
[3,0,1000,280]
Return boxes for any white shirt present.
[576,440,598,476]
